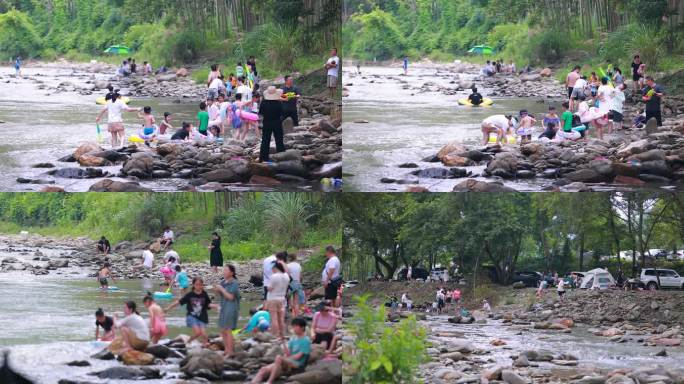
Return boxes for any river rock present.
[91,366,145,379]
[32,162,55,168]
[271,149,302,162]
[180,349,224,378]
[437,142,467,161]
[486,152,518,177]
[520,74,541,82]
[77,154,107,167]
[145,344,181,359]
[501,369,528,384]
[73,142,102,159]
[287,360,342,384]
[91,348,115,360]
[443,351,466,361]
[513,354,530,367]
[540,68,553,77]
[453,179,516,192]
[66,360,90,367]
[512,281,526,289]
[49,168,104,179]
[122,152,155,178]
[176,68,189,77]
[221,370,247,381]
[89,179,152,192]
[121,350,155,365]
[523,350,554,361]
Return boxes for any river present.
[0,64,332,192]
[0,244,261,383]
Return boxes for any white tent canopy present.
[579,268,615,289]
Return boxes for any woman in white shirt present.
[113,301,150,353]
[287,254,304,317]
[265,262,289,339]
[96,93,140,147]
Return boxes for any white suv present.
[640,268,684,290]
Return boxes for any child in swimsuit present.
[95,308,115,341]
[98,263,114,290]
[516,110,536,143]
[143,293,168,344]
[138,106,158,144]
[159,112,173,134]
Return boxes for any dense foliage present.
[342,0,684,71]
[344,295,428,384]
[0,193,342,262]
[342,193,684,284]
[0,0,340,78]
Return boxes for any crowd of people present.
[474,53,665,145]
[92,228,342,383]
[95,48,340,163]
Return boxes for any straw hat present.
[263,86,283,101]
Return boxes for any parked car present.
[396,267,429,281]
[511,271,542,288]
[640,268,684,290]
[430,267,449,282]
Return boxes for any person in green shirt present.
[557,101,581,141]
[251,317,311,383]
[197,101,209,136]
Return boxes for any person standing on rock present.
[97,236,111,255]
[165,277,212,347]
[96,93,141,147]
[556,278,566,302]
[565,66,581,108]
[403,55,409,75]
[325,48,339,99]
[631,55,643,96]
[480,115,513,145]
[641,76,665,126]
[281,75,301,127]
[287,253,305,318]
[266,262,290,339]
[214,264,240,357]
[208,232,223,273]
[258,86,286,162]
[322,245,342,308]
[610,83,626,131]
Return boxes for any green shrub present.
[0,9,42,60]
[527,29,571,64]
[345,295,429,384]
[263,193,314,248]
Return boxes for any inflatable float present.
[127,135,146,143]
[106,286,119,291]
[96,96,131,105]
[458,98,494,106]
[153,291,174,300]
[488,134,517,144]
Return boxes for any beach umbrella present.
[468,45,494,55]
[103,45,130,55]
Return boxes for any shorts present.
[186,315,207,328]
[99,277,108,286]
[437,299,444,309]
[108,123,124,133]
[207,88,218,100]
[289,280,306,305]
[313,332,334,346]
[446,297,452,304]
[325,279,341,300]
[571,87,583,100]
[557,290,565,297]
[567,87,573,99]
[264,299,285,316]
[590,87,597,97]
[327,75,338,88]
[516,127,533,136]
[198,130,208,136]
[633,74,641,82]
[609,111,623,123]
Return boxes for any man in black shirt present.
[641,76,665,126]
[281,75,301,126]
[97,236,110,255]
[259,86,286,162]
[171,122,192,140]
[468,87,483,106]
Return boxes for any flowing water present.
[0,64,328,192]
[342,66,570,192]
[425,315,684,372]
[0,246,261,383]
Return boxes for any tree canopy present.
[342,193,684,284]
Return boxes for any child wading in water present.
[95,308,115,341]
[138,106,158,145]
[516,109,536,143]
[159,112,173,134]
[143,293,168,344]
[98,263,115,290]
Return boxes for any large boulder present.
[437,142,467,161]
[287,360,342,384]
[157,143,181,157]
[90,366,146,380]
[180,349,224,378]
[89,179,152,192]
[77,154,106,167]
[201,168,243,183]
[176,68,189,77]
[73,142,102,160]
[122,152,155,178]
[442,155,472,167]
[486,152,518,178]
[121,350,155,366]
[520,74,541,82]
[540,68,553,77]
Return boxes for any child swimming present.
[138,106,158,145]
[98,263,115,290]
